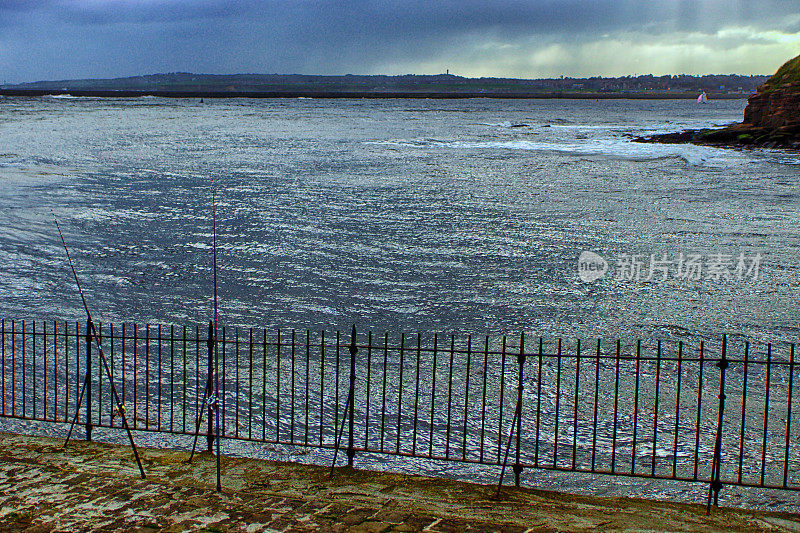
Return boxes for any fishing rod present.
[187,181,222,492]
[211,181,221,491]
[54,214,146,479]
[494,332,525,499]
[330,325,357,477]
[188,320,215,458]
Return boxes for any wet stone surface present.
[1,431,799,532]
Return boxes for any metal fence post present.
[85,318,93,442]
[207,320,214,452]
[513,332,525,487]
[347,324,357,467]
[708,334,728,513]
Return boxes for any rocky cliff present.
[635,54,800,149]
[742,54,800,134]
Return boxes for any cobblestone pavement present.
[1,432,800,532]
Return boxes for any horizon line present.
[5,70,773,86]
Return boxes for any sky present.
[1,0,800,83]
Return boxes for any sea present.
[1,95,798,343]
[1,95,799,510]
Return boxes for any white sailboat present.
[697,91,708,103]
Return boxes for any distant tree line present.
[4,72,769,94]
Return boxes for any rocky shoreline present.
[633,123,800,150]
[634,54,800,151]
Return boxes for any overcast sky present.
[1,0,799,83]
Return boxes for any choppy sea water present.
[1,96,798,344]
[1,96,799,510]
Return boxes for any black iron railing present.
[0,319,797,499]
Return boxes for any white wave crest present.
[366,137,800,167]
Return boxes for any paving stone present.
[347,521,393,533]
[0,432,796,533]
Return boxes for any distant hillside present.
[3,72,769,95]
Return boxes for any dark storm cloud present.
[3,0,785,36]
[0,0,50,10]
[1,0,799,82]
[60,0,244,25]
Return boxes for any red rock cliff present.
[742,54,800,135]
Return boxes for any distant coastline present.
[0,89,749,99]
[0,72,765,99]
